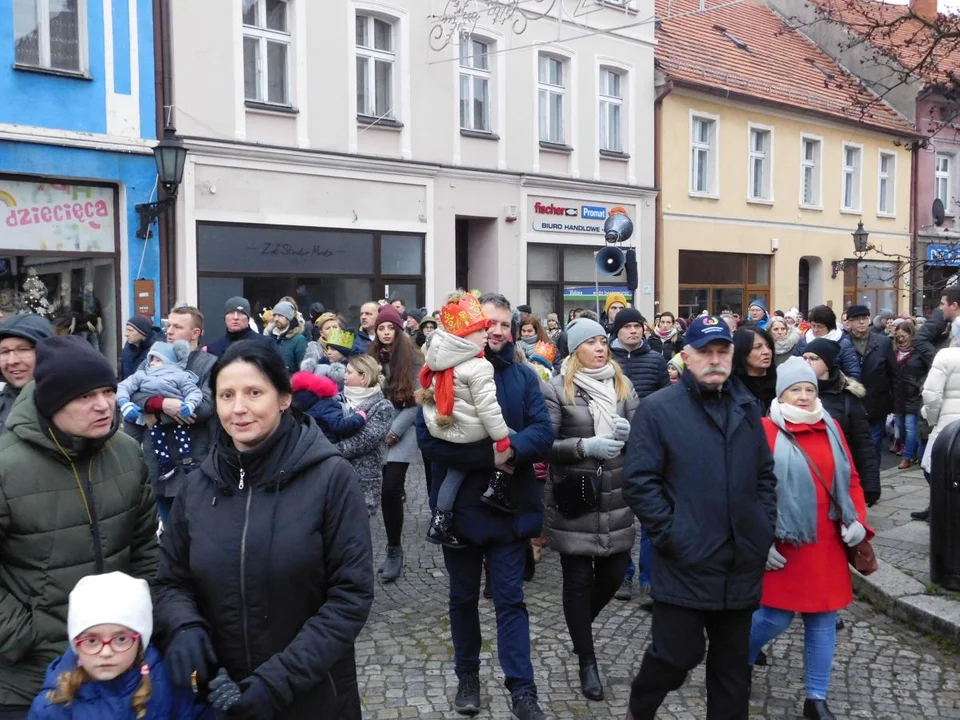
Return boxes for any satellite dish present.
[934,198,946,227]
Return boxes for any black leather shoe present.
[426,510,468,549]
[454,673,480,715]
[803,699,837,720]
[754,649,768,666]
[911,507,931,522]
[578,662,603,701]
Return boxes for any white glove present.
[611,415,631,442]
[766,544,787,571]
[581,434,625,460]
[841,521,866,547]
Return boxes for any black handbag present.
[553,462,603,519]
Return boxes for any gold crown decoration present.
[530,341,557,367]
[440,293,489,338]
[326,328,356,353]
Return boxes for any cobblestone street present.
[356,462,960,719]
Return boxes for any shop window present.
[677,251,770,317]
[459,36,491,132]
[14,0,85,73]
[843,260,897,314]
[526,244,626,323]
[380,234,423,275]
[527,245,559,282]
[243,0,291,106]
[356,13,396,120]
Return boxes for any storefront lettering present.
[256,242,340,258]
[534,220,604,234]
[5,200,110,230]
[533,202,578,217]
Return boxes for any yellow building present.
[654,0,917,319]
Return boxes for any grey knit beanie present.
[565,318,608,354]
[775,355,818,398]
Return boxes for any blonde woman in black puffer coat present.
[541,318,639,704]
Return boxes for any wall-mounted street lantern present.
[135,125,187,239]
[831,222,872,279]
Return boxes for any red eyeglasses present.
[73,632,140,656]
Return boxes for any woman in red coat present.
[750,356,873,720]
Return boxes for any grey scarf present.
[769,399,858,545]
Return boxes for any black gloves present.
[164,627,218,688]
[209,668,243,713]
[227,676,276,719]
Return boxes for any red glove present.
[144,396,165,414]
[495,437,511,453]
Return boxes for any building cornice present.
[0,124,155,154]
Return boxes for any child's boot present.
[426,509,467,549]
[480,470,515,513]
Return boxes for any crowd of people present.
[0,283,953,720]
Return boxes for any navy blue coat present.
[350,329,375,356]
[417,341,555,545]
[204,327,274,358]
[854,330,897,421]
[28,645,210,719]
[119,328,163,380]
[301,397,365,443]
[623,371,778,611]
[610,339,669,399]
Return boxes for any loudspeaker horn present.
[596,246,626,276]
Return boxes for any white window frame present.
[242,0,292,106]
[747,123,774,203]
[598,67,624,154]
[936,152,954,216]
[689,110,720,198]
[538,53,566,146]
[799,133,823,210]
[13,0,89,73]
[459,35,492,133]
[841,142,863,213]
[877,150,897,217]
[355,12,396,120]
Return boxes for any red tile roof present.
[810,0,960,88]
[654,0,916,134]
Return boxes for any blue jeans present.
[896,413,920,462]
[625,526,653,587]
[749,607,837,700]
[443,540,536,699]
[869,420,886,466]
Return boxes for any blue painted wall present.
[0,0,161,323]
[0,0,156,138]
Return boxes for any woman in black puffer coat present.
[802,338,881,507]
[153,340,374,719]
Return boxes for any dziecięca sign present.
[0,180,116,253]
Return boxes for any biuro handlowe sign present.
[0,180,116,253]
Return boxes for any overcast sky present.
[884,0,960,13]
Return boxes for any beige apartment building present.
[166,0,656,334]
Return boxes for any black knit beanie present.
[613,308,646,338]
[125,315,153,339]
[34,336,117,418]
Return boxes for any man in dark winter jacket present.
[417,293,555,720]
[141,305,217,524]
[610,308,668,606]
[846,305,897,463]
[916,288,960,367]
[623,315,777,720]
[204,297,273,357]
[0,336,158,715]
[0,314,54,433]
[119,314,163,380]
[352,301,378,355]
[267,301,308,374]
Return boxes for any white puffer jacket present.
[921,346,960,472]
[418,328,510,444]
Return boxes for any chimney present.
[909,0,939,21]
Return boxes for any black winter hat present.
[125,314,153,339]
[0,314,54,346]
[612,308,646,339]
[34,336,117,418]
[804,338,842,371]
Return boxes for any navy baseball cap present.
[684,315,733,349]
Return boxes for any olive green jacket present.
[0,383,158,707]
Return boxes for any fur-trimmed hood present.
[841,374,866,399]
[291,371,339,399]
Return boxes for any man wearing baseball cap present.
[0,335,157,715]
[205,296,272,358]
[846,304,896,466]
[623,316,777,720]
[0,314,54,432]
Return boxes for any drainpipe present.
[910,140,920,315]
[653,79,674,313]
[152,0,177,311]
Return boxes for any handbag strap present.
[779,427,844,518]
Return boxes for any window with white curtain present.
[878,151,896,216]
[14,0,84,72]
[538,55,565,145]
[690,114,717,195]
[242,0,290,105]
[842,144,862,211]
[936,153,954,214]
[800,136,822,207]
[459,37,490,132]
[748,126,772,201]
[598,68,623,153]
[356,14,395,119]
